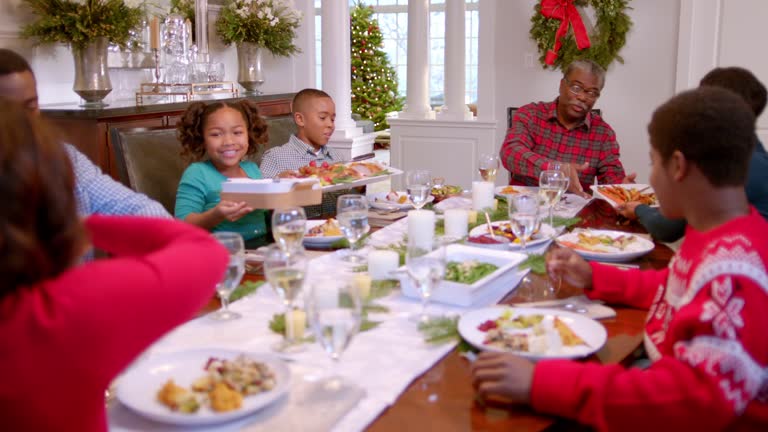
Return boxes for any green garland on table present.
[530,0,633,71]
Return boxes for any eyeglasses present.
[563,77,601,100]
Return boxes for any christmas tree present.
[350,3,404,131]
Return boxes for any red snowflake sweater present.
[531,207,768,431]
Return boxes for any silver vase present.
[72,37,112,107]
[237,42,265,95]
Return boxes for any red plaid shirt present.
[500,99,626,188]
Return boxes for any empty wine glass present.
[211,232,246,321]
[264,245,308,352]
[305,276,362,390]
[336,194,370,264]
[272,207,307,254]
[508,193,540,250]
[406,238,446,323]
[478,154,500,182]
[539,170,568,228]
[406,170,432,210]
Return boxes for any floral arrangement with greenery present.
[215,0,302,57]
[20,0,146,49]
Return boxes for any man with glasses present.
[500,59,634,197]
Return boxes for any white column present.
[321,0,359,133]
[320,0,375,160]
[399,0,434,119]
[476,0,497,122]
[437,0,472,120]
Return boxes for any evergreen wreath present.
[530,0,633,71]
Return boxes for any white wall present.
[491,0,681,184]
[676,0,768,145]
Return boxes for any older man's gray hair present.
[564,59,606,89]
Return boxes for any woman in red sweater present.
[472,87,768,430]
[0,101,229,431]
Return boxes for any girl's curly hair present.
[0,100,86,296]
[176,99,269,162]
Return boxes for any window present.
[314,0,479,106]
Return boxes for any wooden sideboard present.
[42,93,294,180]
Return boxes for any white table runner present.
[108,196,591,432]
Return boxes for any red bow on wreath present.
[540,0,591,65]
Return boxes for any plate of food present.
[590,184,658,208]
[399,244,526,306]
[467,221,557,250]
[431,185,464,203]
[458,306,607,359]
[280,161,403,192]
[369,191,435,210]
[117,349,290,426]
[303,219,344,246]
[556,229,655,262]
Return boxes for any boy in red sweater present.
[471,87,768,431]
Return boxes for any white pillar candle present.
[407,209,436,251]
[472,181,495,211]
[444,209,469,239]
[352,273,372,298]
[368,250,400,281]
[287,309,306,340]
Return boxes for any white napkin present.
[514,295,616,320]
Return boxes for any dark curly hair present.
[699,66,767,118]
[0,100,86,296]
[648,87,756,187]
[176,99,269,162]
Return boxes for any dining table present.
[112,197,674,432]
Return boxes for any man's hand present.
[215,200,253,222]
[621,172,637,184]
[616,201,641,220]
[546,247,593,290]
[471,352,535,405]
[564,162,590,198]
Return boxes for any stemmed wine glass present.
[478,154,500,182]
[305,276,362,390]
[336,194,370,264]
[539,170,568,227]
[508,193,540,250]
[406,170,432,210]
[211,232,246,321]
[264,244,308,352]
[271,207,307,254]
[549,162,571,211]
[405,238,446,323]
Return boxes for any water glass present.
[478,153,500,182]
[406,170,432,210]
[264,245,308,352]
[508,193,540,250]
[406,239,446,323]
[305,276,362,389]
[336,194,370,264]
[211,232,246,321]
[272,207,307,254]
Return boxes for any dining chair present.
[109,126,186,214]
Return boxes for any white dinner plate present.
[590,183,658,208]
[467,221,557,250]
[556,228,655,262]
[458,306,607,359]
[303,219,344,247]
[369,191,434,210]
[116,348,291,426]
